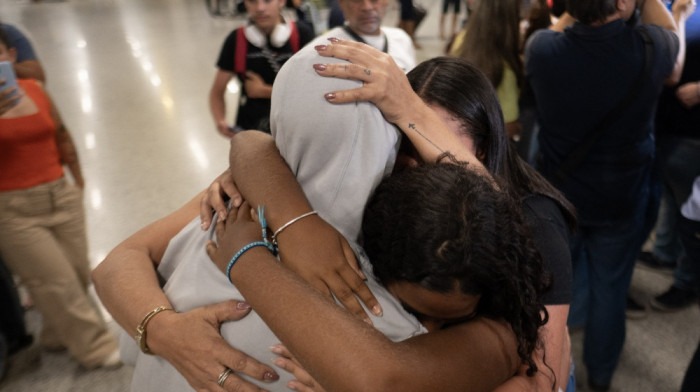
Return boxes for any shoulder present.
[381,27,416,71]
[635,24,680,56]
[524,28,560,58]
[521,194,567,227]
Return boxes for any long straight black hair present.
[407,57,577,230]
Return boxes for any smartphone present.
[0,61,20,103]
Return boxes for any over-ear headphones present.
[244,16,291,48]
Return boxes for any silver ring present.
[217,367,233,387]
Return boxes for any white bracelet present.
[272,211,318,246]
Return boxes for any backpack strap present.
[289,20,300,53]
[234,26,248,75]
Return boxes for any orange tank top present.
[0,79,63,191]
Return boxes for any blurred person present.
[0,29,119,369]
[642,5,700,312]
[314,0,415,71]
[525,0,694,389]
[450,0,524,139]
[440,0,461,39]
[209,0,314,137]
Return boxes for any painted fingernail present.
[200,222,208,230]
[372,305,383,316]
[264,371,279,381]
[328,37,340,43]
[269,345,282,354]
[313,63,327,71]
[237,302,251,310]
[325,92,336,101]
[274,357,286,367]
[314,44,327,51]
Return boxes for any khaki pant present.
[0,177,117,368]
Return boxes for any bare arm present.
[549,12,576,32]
[313,40,488,175]
[93,192,280,391]
[639,0,695,85]
[48,92,84,188]
[226,131,382,320]
[209,69,236,138]
[207,205,520,392]
[14,59,45,82]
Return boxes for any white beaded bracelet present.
[271,211,318,246]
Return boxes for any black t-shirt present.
[216,22,314,131]
[521,194,572,305]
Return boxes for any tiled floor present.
[0,0,698,391]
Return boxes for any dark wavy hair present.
[407,57,577,231]
[362,163,551,376]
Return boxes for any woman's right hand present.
[200,168,244,231]
[312,39,420,125]
[0,83,20,116]
[147,299,279,391]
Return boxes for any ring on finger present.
[218,367,234,387]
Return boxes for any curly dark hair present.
[362,163,551,376]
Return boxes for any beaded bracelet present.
[226,241,270,283]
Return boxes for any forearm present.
[55,124,85,187]
[640,0,678,32]
[493,304,571,392]
[14,60,45,82]
[228,131,314,232]
[93,246,173,335]
[396,95,487,174]
[227,248,517,392]
[93,192,201,338]
[668,3,690,85]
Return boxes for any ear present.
[616,0,633,14]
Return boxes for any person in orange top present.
[0,29,120,369]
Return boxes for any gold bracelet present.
[135,305,174,355]
[271,211,318,246]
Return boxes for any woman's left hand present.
[271,344,327,392]
[312,39,418,124]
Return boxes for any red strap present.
[289,21,300,53]
[234,27,247,75]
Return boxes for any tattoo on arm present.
[407,122,448,157]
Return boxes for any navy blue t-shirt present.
[525,20,679,223]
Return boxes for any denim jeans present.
[654,138,700,290]
[567,180,649,386]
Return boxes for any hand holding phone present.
[0,61,21,109]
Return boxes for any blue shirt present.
[1,23,38,63]
[525,20,679,222]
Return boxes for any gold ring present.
[217,367,233,387]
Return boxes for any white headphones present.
[244,16,291,49]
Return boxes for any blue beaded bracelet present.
[225,241,269,284]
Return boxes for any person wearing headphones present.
[209,0,314,138]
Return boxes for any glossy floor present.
[0,0,698,391]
